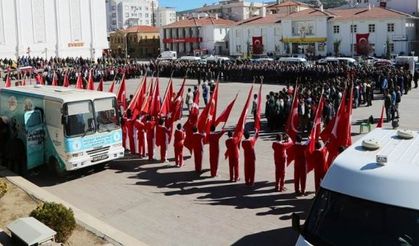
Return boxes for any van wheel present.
[48,157,66,178]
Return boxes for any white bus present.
[0,86,125,176]
[293,128,419,245]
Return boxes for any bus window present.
[64,101,95,137]
[94,97,120,132]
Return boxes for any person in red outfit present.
[191,127,205,174]
[156,118,171,163]
[124,109,135,155]
[173,123,186,167]
[145,115,156,161]
[121,114,127,149]
[134,115,146,158]
[225,131,240,182]
[293,135,308,195]
[311,141,328,192]
[208,125,226,177]
[242,130,259,187]
[272,133,293,192]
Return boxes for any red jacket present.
[225,137,240,160]
[174,129,185,148]
[272,140,293,163]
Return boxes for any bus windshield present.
[303,188,419,246]
[64,101,95,137]
[94,98,120,132]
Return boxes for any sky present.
[159,0,263,11]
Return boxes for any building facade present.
[178,0,266,21]
[156,7,176,27]
[229,4,417,57]
[106,0,158,32]
[109,25,159,58]
[0,0,108,59]
[161,16,235,56]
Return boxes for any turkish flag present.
[117,74,127,110]
[63,73,70,87]
[254,82,263,132]
[87,69,94,90]
[356,33,370,54]
[159,78,174,117]
[52,72,58,86]
[285,85,300,142]
[5,74,11,88]
[75,74,83,89]
[97,78,104,91]
[215,94,237,127]
[252,36,263,54]
[171,77,186,122]
[377,104,385,128]
[197,81,218,133]
[233,85,253,140]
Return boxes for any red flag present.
[75,74,84,89]
[233,85,253,140]
[252,36,263,54]
[97,78,104,91]
[306,95,325,173]
[52,73,58,86]
[36,74,44,85]
[377,104,385,128]
[129,76,147,119]
[151,78,161,117]
[159,78,174,117]
[117,74,127,110]
[285,86,300,141]
[197,81,218,133]
[171,77,186,122]
[141,78,155,114]
[5,74,11,88]
[63,73,70,87]
[254,82,263,132]
[22,78,26,86]
[87,69,94,90]
[215,93,237,127]
[308,96,325,152]
[108,79,116,93]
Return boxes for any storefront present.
[283,37,327,56]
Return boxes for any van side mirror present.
[292,213,302,233]
[61,115,68,125]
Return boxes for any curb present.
[0,167,147,246]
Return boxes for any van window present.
[94,98,120,132]
[64,101,95,137]
[45,100,62,128]
[303,188,419,246]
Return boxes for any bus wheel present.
[48,157,66,178]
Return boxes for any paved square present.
[28,78,419,246]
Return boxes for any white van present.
[294,128,419,246]
[319,57,358,67]
[178,56,202,62]
[157,51,177,60]
[279,57,309,66]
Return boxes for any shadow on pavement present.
[232,227,298,246]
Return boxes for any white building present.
[229,4,417,57]
[106,0,158,32]
[178,0,266,21]
[0,0,108,59]
[161,16,235,56]
[156,7,176,27]
[344,0,419,16]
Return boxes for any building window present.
[368,24,375,33]
[145,13,149,18]
[350,24,357,33]
[333,25,340,34]
[389,43,394,52]
[387,23,395,32]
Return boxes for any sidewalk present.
[0,166,146,246]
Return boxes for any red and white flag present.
[233,85,253,140]
[285,85,300,141]
[5,74,11,88]
[159,78,174,117]
[63,73,70,87]
[75,74,84,89]
[215,93,237,127]
[117,74,127,110]
[97,78,104,91]
[87,69,94,90]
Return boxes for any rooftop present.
[323,128,419,210]
[163,17,236,28]
[328,6,414,20]
[266,0,310,9]
[235,13,288,25]
[123,25,159,33]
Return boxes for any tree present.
[333,40,341,56]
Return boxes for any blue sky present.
[160,0,262,11]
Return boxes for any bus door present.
[24,109,45,167]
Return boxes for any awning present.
[283,37,327,43]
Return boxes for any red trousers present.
[137,133,145,157]
[174,146,183,166]
[128,130,135,155]
[294,160,307,193]
[147,137,154,160]
[160,143,167,162]
[228,157,239,181]
[122,128,127,149]
[244,158,255,186]
[193,148,203,173]
[209,149,219,177]
[275,158,286,190]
